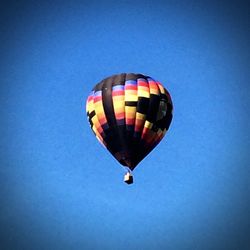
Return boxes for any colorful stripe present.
[93,90,109,131]
[125,79,138,129]
[86,91,106,147]
[112,85,125,125]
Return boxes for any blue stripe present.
[112,85,124,91]
[94,90,102,96]
[102,123,109,131]
[125,80,137,85]
[116,119,125,126]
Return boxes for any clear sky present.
[0,1,249,249]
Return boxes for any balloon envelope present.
[86,73,173,170]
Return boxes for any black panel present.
[102,79,117,128]
[155,103,173,130]
[125,101,137,107]
[100,78,119,154]
[160,93,168,101]
[88,110,95,120]
[89,119,93,128]
[112,73,126,86]
[137,97,149,114]
[146,94,160,122]
[165,103,173,130]
[101,74,129,158]
[125,73,139,81]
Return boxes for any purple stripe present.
[116,119,125,126]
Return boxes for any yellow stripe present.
[125,90,137,95]
[114,106,124,113]
[91,115,103,139]
[125,94,138,102]
[138,89,149,98]
[113,96,124,101]
[138,86,149,92]
[95,105,104,115]
[150,89,159,95]
[125,106,136,112]
[86,99,94,113]
[113,102,124,109]
[125,106,136,120]
[94,99,106,125]
[92,115,99,125]
[144,120,153,129]
[136,112,146,120]
[113,94,125,119]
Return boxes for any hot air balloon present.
[86,73,173,184]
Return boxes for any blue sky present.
[0,1,249,249]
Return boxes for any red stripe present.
[125,85,137,90]
[87,96,94,102]
[149,81,158,89]
[141,127,150,138]
[138,80,148,88]
[126,118,135,125]
[94,96,102,102]
[97,126,103,134]
[112,90,124,96]
[99,117,107,125]
[134,120,144,132]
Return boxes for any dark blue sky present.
[0,1,249,249]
